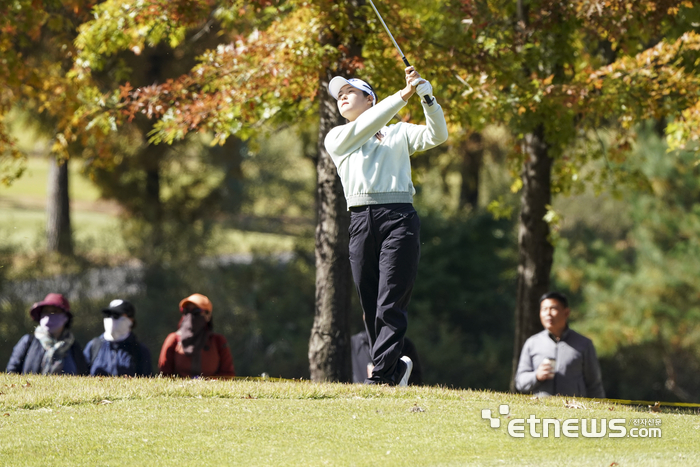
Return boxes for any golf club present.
[368,0,434,106]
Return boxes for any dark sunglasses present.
[40,306,65,317]
[183,307,203,315]
[102,311,126,319]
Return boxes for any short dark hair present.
[361,83,378,101]
[539,291,568,308]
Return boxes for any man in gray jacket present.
[515,292,605,398]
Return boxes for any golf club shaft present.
[367,0,433,105]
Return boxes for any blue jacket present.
[6,334,88,375]
[84,333,152,377]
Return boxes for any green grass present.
[0,209,303,258]
[0,206,126,255]
[0,156,101,202]
[0,156,303,257]
[0,156,121,254]
[1,375,698,466]
[217,228,305,255]
[0,206,299,257]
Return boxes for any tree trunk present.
[46,156,73,255]
[308,2,365,382]
[510,125,553,391]
[308,70,353,383]
[141,141,165,259]
[459,132,483,210]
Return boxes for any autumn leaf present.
[409,403,425,413]
[564,399,586,409]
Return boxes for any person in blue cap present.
[84,299,152,377]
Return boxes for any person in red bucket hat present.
[158,293,235,378]
[6,293,88,375]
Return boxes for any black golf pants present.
[348,203,420,384]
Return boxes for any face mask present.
[39,313,69,335]
[104,316,133,342]
[179,313,209,355]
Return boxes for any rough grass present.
[1,374,698,466]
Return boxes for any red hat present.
[179,293,212,313]
[30,293,71,322]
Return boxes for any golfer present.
[324,67,448,385]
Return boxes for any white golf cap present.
[328,77,376,105]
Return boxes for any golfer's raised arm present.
[406,80,448,154]
[324,93,406,158]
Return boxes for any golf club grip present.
[403,57,434,106]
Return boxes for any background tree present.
[46,156,73,254]
[38,0,700,389]
[412,0,700,389]
[553,125,700,401]
[308,1,364,382]
[0,1,102,253]
[68,0,433,381]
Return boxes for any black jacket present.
[6,334,89,375]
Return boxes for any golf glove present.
[411,79,434,102]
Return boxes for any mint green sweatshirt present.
[324,91,448,208]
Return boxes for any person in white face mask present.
[6,293,89,375]
[84,299,152,377]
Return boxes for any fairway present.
[0,156,122,254]
[1,375,698,466]
[0,156,101,202]
[0,156,302,256]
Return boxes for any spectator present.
[351,330,423,385]
[515,292,605,398]
[84,299,152,377]
[158,293,235,378]
[6,293,88,375]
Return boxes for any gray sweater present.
[515,328,605,398]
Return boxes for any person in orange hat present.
[6,293,88,375]
[158,293,235,378]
